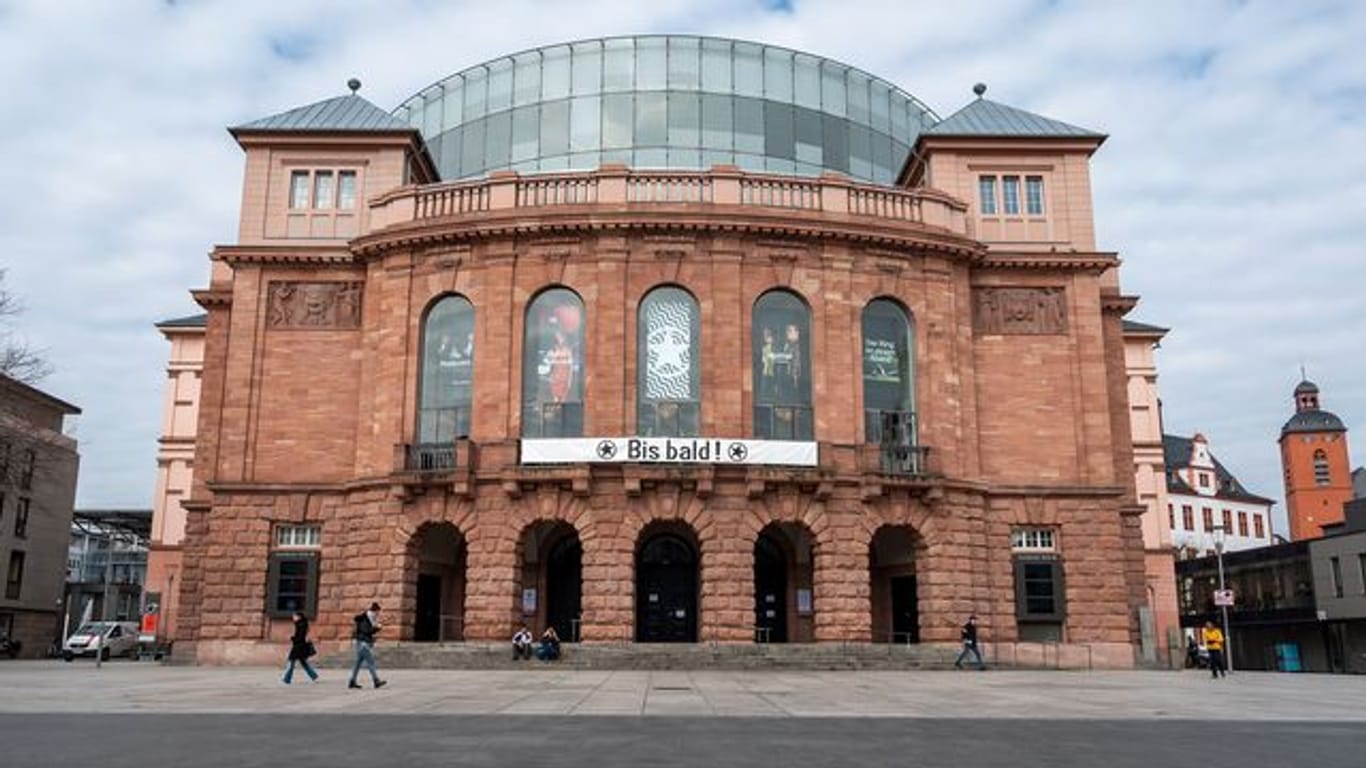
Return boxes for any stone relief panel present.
[266,281,363,329]
[972,287,1068,335]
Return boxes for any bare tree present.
[1,267,53,384]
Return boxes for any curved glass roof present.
[395,36,939,184]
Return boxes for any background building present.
[65,509,150,632]
[1123,319,1179,666]
[1280,379,1354,541]
[175,35,1149,667]
[144,313,205,644]
[0,373,80,658]
[1166,433,1275,556]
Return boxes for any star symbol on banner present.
[727,442,748,462]
[596,440,618,460]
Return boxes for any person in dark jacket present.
[347,602,387,690]
[954,614,986,670]
[282,611,319,684]
[537,626,561,661]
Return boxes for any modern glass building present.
[395,35,938,184]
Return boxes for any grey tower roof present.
[233,94,411,133]
[924,97,1104,139]
[1282,410,1346,435]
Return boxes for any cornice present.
[976,251,1120,273]
[191,288,232,309]
[1101,294,1140,314]
[211,244,358,267]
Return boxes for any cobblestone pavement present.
[1,660,1362,719]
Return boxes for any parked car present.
[63,622,139,661]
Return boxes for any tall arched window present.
[418,295,475,444]
[1313,449,1331,486]
[861,299,915,445]
[522,288,586,437]
[637,286,701,437]
[752,290,812,440]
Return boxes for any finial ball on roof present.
[972,82,987,97]
[347,78,362,94]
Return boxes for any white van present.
[63,621,139,661]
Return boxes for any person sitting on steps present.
[512,625,534,661]
[537,626,561,662]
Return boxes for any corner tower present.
[1279,379,1353,540]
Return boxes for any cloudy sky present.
[1,0,1362,535]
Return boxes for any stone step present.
[317,642,970,671]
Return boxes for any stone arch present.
[752,520,819,643]
[400,520,467,642]
[514,518,584,643]
[867,521,926,644]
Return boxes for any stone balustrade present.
[368,165,970,237]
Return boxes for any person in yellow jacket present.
[1202,621,1227,679]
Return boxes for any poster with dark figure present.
[752,291,812,439]
[523,289,585,436]
[420,296,475,442]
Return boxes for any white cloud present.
[1,0,1363,538]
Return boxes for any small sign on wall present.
[796,588,813,616]
[522,588,537,615]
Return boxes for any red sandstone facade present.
[175,93,1147,668]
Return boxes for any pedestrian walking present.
[954,614,986,670]
[1202,620,1227,679]
[282,611,319,684]
[347,602,388,690]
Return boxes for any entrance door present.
[415,573,442,642]
[890,575,919,643]
[636,533,698,643]
[754,534,788,643]
[545,536,582,642]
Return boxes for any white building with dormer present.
[1166,433,1276,557]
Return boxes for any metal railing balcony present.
[866,409,929,476]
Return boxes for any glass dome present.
[396,36,938,185]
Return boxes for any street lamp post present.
[1213,524,1233,673]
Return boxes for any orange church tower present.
[1279,379,1353,540]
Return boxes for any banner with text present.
[520,437,818,467]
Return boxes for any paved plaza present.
[2,662,1363,766]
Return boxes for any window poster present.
[641,288,698,402]
[523,288,586,435]
[752,291,812,407]
[861,300,912,414]
[419,296,475,442]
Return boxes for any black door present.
[415,573,441,642]
[754,535,788,643]
[545,536,582,642]
[890,575,919,643]
[636,534,698,643]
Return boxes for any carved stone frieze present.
[973,287,1068,335]
[266,281,363,329]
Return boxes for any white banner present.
[520,437,818,467]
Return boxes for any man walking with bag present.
[347,602,388,690]
[954,614,986,670]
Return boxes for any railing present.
[517,175,598,206]
[867,410,929,476]
[415,184,489,218]
[740,177,822,209]
[627,174,713,203]
[371,167,971,237]
[399,442,459,472]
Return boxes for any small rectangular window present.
[1025,175,1045,215]
[20,450,34,489]
[978,176,997,215]
[1011,528,1056,552]
[1198,473,1210,488]
[1002,176,1020,215]
[14,498,28,538]
[1330,556,1343,598]
[1202,508,1213,532]
[1221,509,1232,532]
[274,524,321,549]
[337,171,357,210]
[1167,504,1175,530]
[1254,515,1264,539]
[5,551,23,600]
[312,171,334,210]
[1182,505,1193,531]
[289,171,310,209]
[1237,511,1248,537]
[1358,553,1366,595]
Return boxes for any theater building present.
[175,36,1148,666]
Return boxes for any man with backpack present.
[954,614,986,670]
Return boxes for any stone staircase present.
[317,642,965,671]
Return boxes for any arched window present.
[637,286,701,437]
[522,288,585,437]
[1313,450,1331,486]
[418,295,475,444]
[752,290,812,440]
[861,298,915,445]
